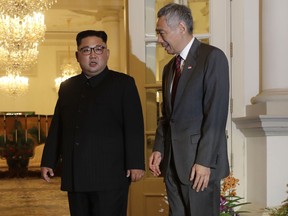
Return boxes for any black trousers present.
[68,188,129,216]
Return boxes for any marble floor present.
[0,176,70,216]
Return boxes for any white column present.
[262,0,288,91]
[233,1,288,214]
[251,0,288,104]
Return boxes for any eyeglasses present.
[78,45,107,55]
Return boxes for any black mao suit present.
[41,67,145,192]
[153,38,230,215]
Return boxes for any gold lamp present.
[0,0,57,97]
[55,19,80,92]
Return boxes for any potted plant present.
[220,172,251,216]
[265,185,288,216]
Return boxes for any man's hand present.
[126,169,145,182]
[41,167,54,182]
[190,164,210,192]
[148,151,162,176]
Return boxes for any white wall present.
[230,0,261,202]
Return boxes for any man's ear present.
[178,21,186,34]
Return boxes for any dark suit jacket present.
[153,38,230,184]
[41,67,145,192]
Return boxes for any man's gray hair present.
[157,3,193,34]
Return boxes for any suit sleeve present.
[195,48,229,168]
[40,90,62,169]
[153,63,171,156]
[123,77,145,170]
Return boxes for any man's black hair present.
[76,30,107,46]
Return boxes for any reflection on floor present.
[0,176,69,216]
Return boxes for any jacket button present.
[75,142,80,146]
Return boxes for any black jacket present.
[41,67,145,192]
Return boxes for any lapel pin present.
[188,66,192,69]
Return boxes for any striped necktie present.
[171,55,182,107]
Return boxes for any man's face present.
[156,16,182,55]
[76,36,110,78]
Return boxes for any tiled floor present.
[0,176,69,216]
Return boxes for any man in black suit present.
[149,3,230,216]
[41,30,145,216]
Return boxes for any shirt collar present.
[179,37,195,60]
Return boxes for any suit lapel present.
[173,39,201,110]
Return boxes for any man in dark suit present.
[41,30,145,216]
[149,3,230,216]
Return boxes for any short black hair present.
[76,30,108,46]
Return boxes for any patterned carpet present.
[0,176,69,216]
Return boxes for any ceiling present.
[44,0,124,38]
[26,0,208,40]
